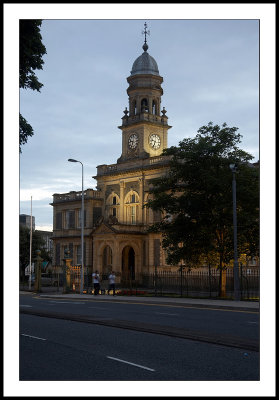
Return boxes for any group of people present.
[92,270,116,296]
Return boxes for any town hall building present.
[51,25,174,279]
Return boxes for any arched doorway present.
[122,246,135,280]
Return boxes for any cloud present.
[20,188,54,202]
[17,19,260,228]
[35,225,53,232]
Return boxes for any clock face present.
[149,134,161,149]
[128,134,139,150]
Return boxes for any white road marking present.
[48,301,85,304]
[155,312,179,316]
[107,356,155,372]
[20,305,32,307]
[21,334,46,341]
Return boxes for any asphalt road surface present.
[19,294,259,381]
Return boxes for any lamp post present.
[68,159,84,294]
[29,196,33,290]
[229,163,240,301]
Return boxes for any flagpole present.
[29,196,32,290]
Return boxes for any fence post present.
[56,267,60,292]
[63,249,72,294]
[208,264,211,298]
[180,265,182,297]
[154,264,158,296]
[83,267,88,293]
[240,262,243,300]
[185,268,189,297]
[180,265,185,297]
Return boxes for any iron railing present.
[20,268,259,300]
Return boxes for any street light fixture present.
[68,158,84,294]
[229,163,240,301]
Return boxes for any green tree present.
[19,225,51,279]
[19,114,34,149]
[19,19,46,152]
[146,122,259,296]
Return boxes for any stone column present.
[149,236,154,273]
[139,176,144,223]
[148,98,153,114]
[136,97,141,115]
[119,180,125,223]
[102,184,107,220]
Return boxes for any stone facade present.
[51,35,175,277]
[50,189,103,271]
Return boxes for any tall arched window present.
[124,190,140,225]
[106,193,120,220]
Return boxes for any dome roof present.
[130,50,159,76]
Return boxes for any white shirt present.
[92,273,99,284]
[108,274,115,284]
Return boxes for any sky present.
[17,15,263,232]
[4,4,276,397]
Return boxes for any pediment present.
[94,222,117,234]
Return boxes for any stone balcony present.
[121,112,169,127]
[52,188,102,204]
[96,155,171,177]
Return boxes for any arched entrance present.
[122,246,135,280]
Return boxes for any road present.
[19,293,259,381]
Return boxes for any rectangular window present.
[56,212,62,229]
[113,196,117,205]
[78,209,87,228]
[131,194,136,203]
[66,210,75,229]
[131,206,136,224]
[93,207,102,224]
[113,208,117,217]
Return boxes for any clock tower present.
[93,23,173,277]
[52,23,178,281]
[117,23,171,163]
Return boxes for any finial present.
[142,22,150,52]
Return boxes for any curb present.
[26,292,259,312]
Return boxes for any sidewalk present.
[29,291,259,312]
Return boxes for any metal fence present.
[116,268,259,300]
[20,268,259,300]
[20,272,64,292]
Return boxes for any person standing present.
[108,271,116,296]
[92,270,100,295]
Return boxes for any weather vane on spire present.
[142,22,150,52]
